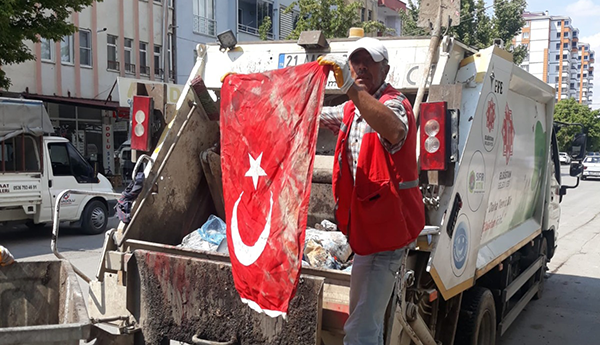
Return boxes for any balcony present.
[140,65,150,75]
[107,60,120,71]
[238,23,274,40]
[154,67,164,79]
[193,15,216,36]
[125,63,136,74]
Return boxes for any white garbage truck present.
[67,30,584,345]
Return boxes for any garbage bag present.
[305,228,352,263]
[304,239,340,269]
[179,215,227,252]
[0,245,15,266]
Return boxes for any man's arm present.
[319,104,345,134]
[346,84,406,145]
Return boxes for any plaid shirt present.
[320,83,409,180]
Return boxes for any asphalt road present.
[1,166,599,344]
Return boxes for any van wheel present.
[81,200,108,235]
[455,287,497,345]
[534,237,548,300]
[26,221,46,230]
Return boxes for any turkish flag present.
[220,62,329,317]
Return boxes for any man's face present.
[348,49,389,94]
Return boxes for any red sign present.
[220,62,329,317]
[502,103,515,164]
[131,96,152,151]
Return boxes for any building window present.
[555,76,559,82]
[563,54,568,59]
[556,55,560,60]
[167,34,173,80]
[79,30,92,67]
[154,45,162,78]
[556,32,561,38]
[238,0,274,39]
[361,8,366,21]
[124,38,135,74]
[193,0,216,36]
[563,43,568,48]
[368,10,372,21]
[61,35,74,64]
[523,32,529,39]
[555,43,560,49]
[555,65,560,71]
[139,42,149,75]
[41,38,54,61]
[564,32,569,37]
[565,20,569,25]
[107,35,119,71]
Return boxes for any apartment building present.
[515,11,595,106]
[174,0,404,84]
[1,0,174,175]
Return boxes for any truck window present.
[0,134,41,172]
[49,143,97,183]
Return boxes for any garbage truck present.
[52,30,584,345]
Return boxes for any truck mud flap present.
[127,250,324,345]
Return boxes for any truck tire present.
[80,200,108,235]
[455,287,497,345]
[534,237,548,300]
[25,221,46,230]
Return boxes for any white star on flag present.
[245,152,267,190]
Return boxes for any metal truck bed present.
[0,260,91,345]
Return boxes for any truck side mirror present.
[570,133,587,161]
[570,162,583,177]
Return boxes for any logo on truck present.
[502,103,515,164]
[486,99,496,133]
[452,220,469,276]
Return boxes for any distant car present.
[559,152,571,165]
[582,156,600,180]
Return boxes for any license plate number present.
[278,53,347,69]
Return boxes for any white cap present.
[348,37,389,63]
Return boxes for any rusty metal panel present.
[127,250,324,345]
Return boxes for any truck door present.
[47,142,98,221]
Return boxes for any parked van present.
[0,98,116,234]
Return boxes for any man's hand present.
[317,55,354,94]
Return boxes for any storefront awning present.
[22,93,121,110]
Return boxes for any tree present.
[554,98,600,152]
[0,0,96,89]
[283,0,388,40]
[259,16,272,41]
[400,0,527,64]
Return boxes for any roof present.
[22,93,121,110]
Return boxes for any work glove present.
[317,55,354,94]
[220,72,237,83]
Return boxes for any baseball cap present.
[348,37,389,63]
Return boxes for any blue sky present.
[486,0,600,108]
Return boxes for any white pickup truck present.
[0,98,116,234]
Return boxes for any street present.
[0,167,599,344]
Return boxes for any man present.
[317,37,425,345]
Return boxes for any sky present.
[485,0,600,109]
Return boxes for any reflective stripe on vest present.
[398,179,419,190]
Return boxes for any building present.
[1,0,175,177]
[515,11,595,106]
[174,0,404,84]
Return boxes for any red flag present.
[220,62,329,317]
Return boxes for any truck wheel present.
[534,237,548,300]
[455,287,497,345]
[80,200,108,235]
[25,221,46,230]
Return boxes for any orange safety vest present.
[332,85,425,255]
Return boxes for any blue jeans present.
[343,248,405,345]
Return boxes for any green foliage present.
[554,98,600,152]
[284,0,387,39]
[400,0,527,64]
[0,0,96,89]
[259,16,272,41]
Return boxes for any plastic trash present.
[179,215,227,252]
[315,219,338,231]
[304,239,340,269]
[0,245,15,266]
[305,228,352,263]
